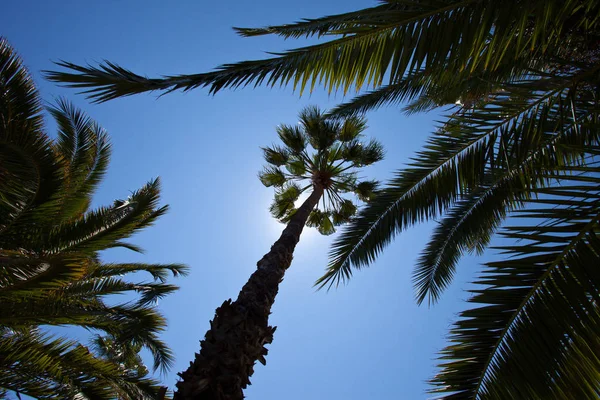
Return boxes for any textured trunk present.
[174,186,324,400]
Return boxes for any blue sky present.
[2,1,488,398]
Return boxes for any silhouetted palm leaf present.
[431,159,600,398]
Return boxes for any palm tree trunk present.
[174,186,324,400]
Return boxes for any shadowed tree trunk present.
[175,185,324,400]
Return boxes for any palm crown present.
[0,38,186,399]
[259,106,383,236]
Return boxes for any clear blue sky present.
[2,1,487,398]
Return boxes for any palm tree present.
[173,106,383,399]
[45,1,600,397]
[0,37,187,399]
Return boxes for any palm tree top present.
[0,37,188,399]
[259,106,383,235]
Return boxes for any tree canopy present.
[0,37,187,399]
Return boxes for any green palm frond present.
[269,183,303,220]
[330,81,428,118]
[357,140,385,166]
[276,124,307,154]
[0,261,187,373]
[259,166,287,187]
[306,210,336,235]
[46,1,596,102]
[352,180,379,202]
[0,39,184,398]
[92,334,150,379]
[105,240,145,253]
[0,329,164,399]
[317,213,335,235]
[0,37,43,131]
[2,300,174,375]
[49,98,111,222]
[306,209,325,228]
[301,106,338,150]
[332,200,357,226]
[337,116,366,141]
[285,156,307,176]
[413,178,524,306]
[412,112,599,305]
[233,1,402,39]
[0,39,60,240]
[89,263,188,282]
[318,67,599,292]
[0,299,173,371]
[45,60,183,103]
[431,162,600,398]
[262,145,289,166]
[328,62,531,117]
[44,178,167,255]
[103,304,174,374]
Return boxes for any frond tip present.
[260,106,382,238]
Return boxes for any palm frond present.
[108,305,174,374]
[413,102,600,305]
[90,263,189,282]
[258,166,286,187]
[49,98,111,222]
[44,60,186,102]
[45,1,593,101]
[330,80,428,118]
[318,69,598,290]
[0,38,183,397]
[276,124,307,154]
[270,183,303,221]
[317,213,335,235]
[44,178,167,255]
[431,165,600,398]
[329,62,532,117]
[233,1,405,39]
[0,329,164,399]
[261,145,289,166]
[0,38,60,241]
[0,297,173,374]
[0,37,43,132]
[92,334,150,379]
[414,179,524,306]
[337,116,367,141]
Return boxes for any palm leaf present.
[0,38,61,241]
[89,263,189,282]
[44,178,167,255]
[49,99,111,222]
[431,166,600,398]
[0,329,164,399]
[318,69,598,291]
[45,1,592,101]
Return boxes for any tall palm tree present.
[173,106,383,399]
[45,1,600,397]
[0,38,187,399]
